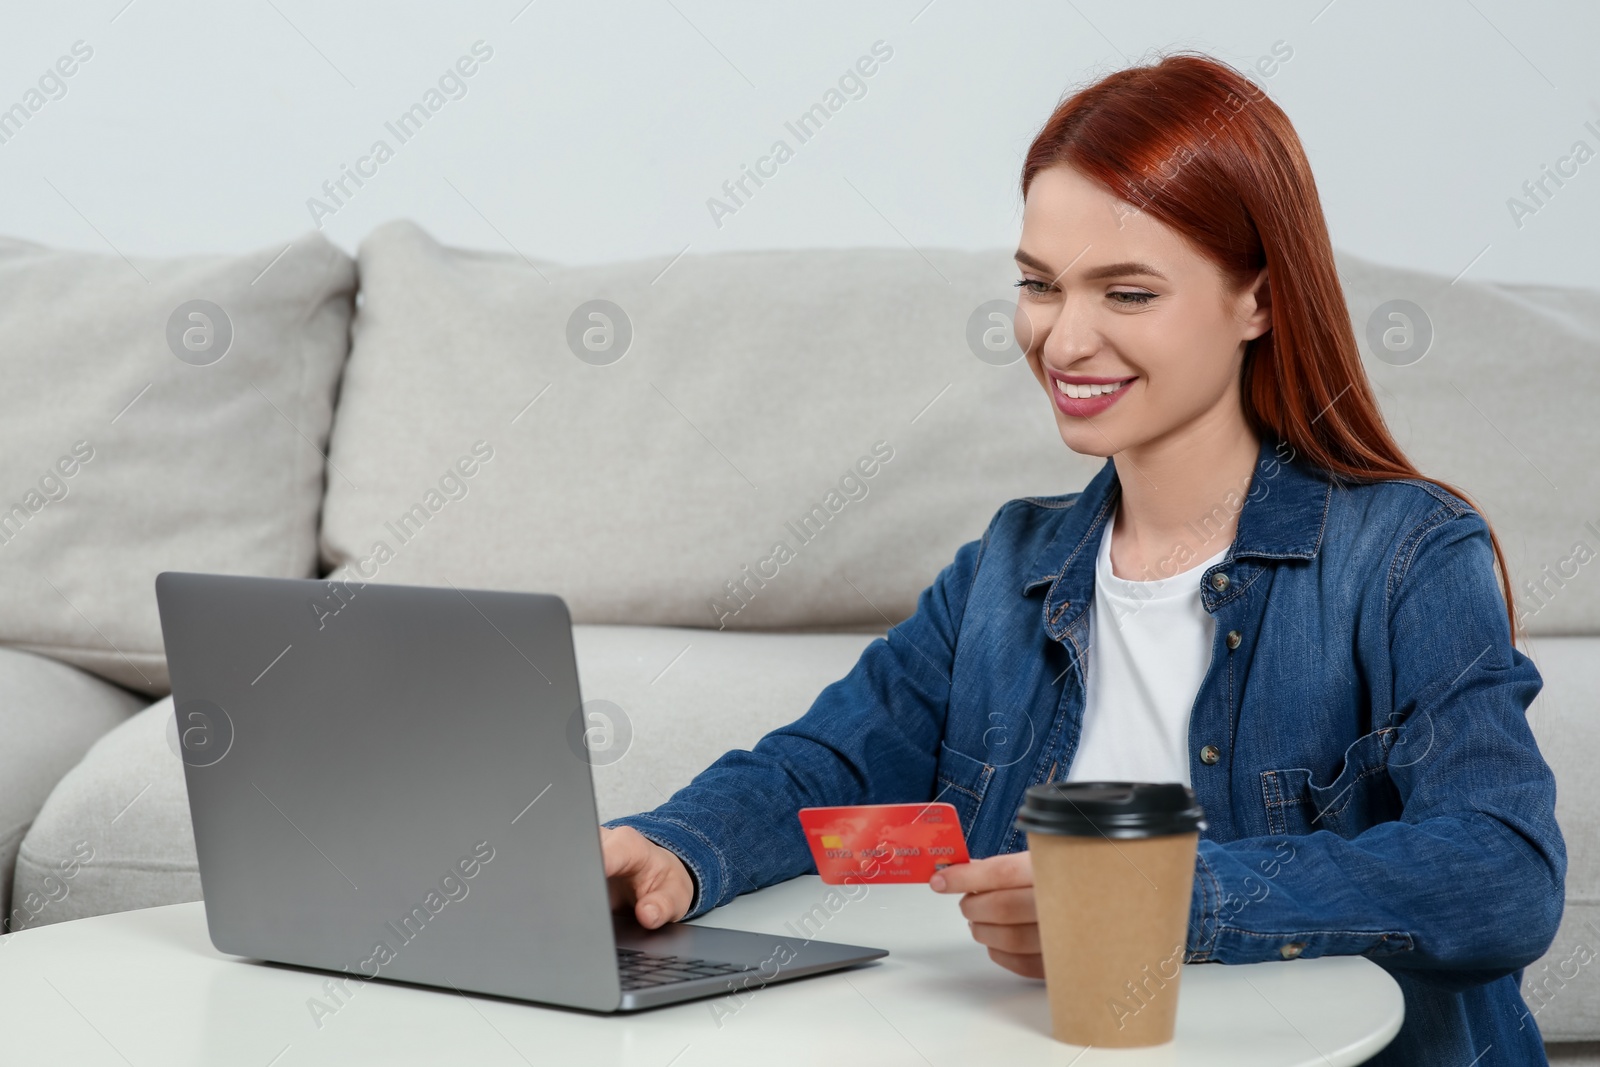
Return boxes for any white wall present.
[2,0,1596,287]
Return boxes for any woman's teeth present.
[1055,378,1131,400]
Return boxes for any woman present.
[600,52,1565,1064]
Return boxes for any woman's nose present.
[1035,300,1100,364]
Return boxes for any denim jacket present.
[607,435,1566,1065]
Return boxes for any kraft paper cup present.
[1015,781,1206,1047]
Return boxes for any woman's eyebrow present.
[1014,249,1168,282]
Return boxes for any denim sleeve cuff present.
[603,813,727,921]
[1185,841,1220,961]
[1186,839,1414,965]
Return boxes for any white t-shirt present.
[1063,516,1230,788]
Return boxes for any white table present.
[0,876,1402,1066]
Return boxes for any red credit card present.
[798,802,970,884]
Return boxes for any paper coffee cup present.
[1015,781,1206,1047]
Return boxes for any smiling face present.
[1015,164,1272,459]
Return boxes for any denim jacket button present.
[1199,743,1221,765]
[1279,941,1306,959]
[1211,572,1230,592]
[1225,629,1241,650]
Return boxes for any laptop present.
[154,571,886,1012]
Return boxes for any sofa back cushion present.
[320,220,1095,632]
[0,233,356,694]
[1338,255,1600,635]
[324,221,1599,635]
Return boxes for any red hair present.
[1020,52,1521,644]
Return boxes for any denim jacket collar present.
[1020,436,1334,639]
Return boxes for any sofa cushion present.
[10,623,877,926]
[1338,258,1600,635]
[1520,635,1600,1042]
[319,219,1099,632]
[0,232,356,694]
[0,648,145,929]
[11,695,197,927]
[575,624,877,824]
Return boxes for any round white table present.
[0,876,1402,1065]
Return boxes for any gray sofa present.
[2,221,1596,1058]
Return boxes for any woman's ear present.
[1241,267,1272,341]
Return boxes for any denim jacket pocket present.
[935,740,996,842]
[1261,727,1404,838]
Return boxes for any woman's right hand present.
[601,825,696,929]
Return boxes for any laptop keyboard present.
[616,947,756,990]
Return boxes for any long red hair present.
[1020,51,1521,644]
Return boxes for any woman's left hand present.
[929,851,1044,979]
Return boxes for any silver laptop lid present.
[155,571,623,1011]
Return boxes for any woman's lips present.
[1050,376,1134,418]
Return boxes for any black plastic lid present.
[1014,781,1207,839]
